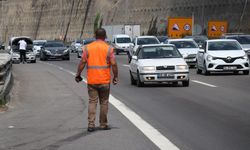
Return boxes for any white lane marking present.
[41,61,180,150]
[191,80,217,88]
[123,64,130,67]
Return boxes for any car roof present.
[113,34,130,38]
[140,44,175,48]
[33,40,47,42]
[136,36,157,39]
[207,39,238,42]
[168,39,195,42]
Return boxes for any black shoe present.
[87,127,95,132]
[99,125,111,130]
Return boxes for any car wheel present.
[243,70,249,75]
[32,59,36,63]
[130,71,136,85]
[196,67,202,74]
[136,71,144,87]
[204,62,210,75]
[182,80,189,87]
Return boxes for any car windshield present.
[208,41,242,51]
[169,41,198,49]
[139,46,182,59]
[33,41,45,46]
[45,42,64,47]
[227,36,250,44]
[117,37,131,43]
[157,36,168,43]
[137,38,159,45]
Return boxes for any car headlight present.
[142,66,155,71]
[64,49,69,53]
[207,55,213,61]
[45,50,52,55]
[176,65,188,70]
[243,53,248,60]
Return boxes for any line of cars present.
[126,34,250,87]
[9,37,70,63]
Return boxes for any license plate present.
[55,54,62,56]
[157,73,174,78]
[223,66,237,70]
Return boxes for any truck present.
[102,25,140,42]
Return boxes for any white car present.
[129,44,189,87]
[196,39,249,75]
[128,36,160,62]
[167,39,199,67]
[112,34,133,55]
[9,36,36,63]
[33,40,47,56]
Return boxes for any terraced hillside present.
[0,0,249,42]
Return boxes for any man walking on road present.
[18,39,27,64]
[75,28,118,132]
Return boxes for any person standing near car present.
[18,40,27,64]
[75,28,118,132]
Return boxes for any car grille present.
[215,65,243,69]
[214,57,242,63]
[186,54,196,58]
[49,49,64,54]
[156,66,175,70]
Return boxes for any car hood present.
[116,43,131,47]
[138,58,187,66]
[178,48,199,55]
[207,50,246,58]
[241,44,250,51]
[34,45,42,50]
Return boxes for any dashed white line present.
[41,61,180,150]
[191,80,217,87]
[123,64,130,67]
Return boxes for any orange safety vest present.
[84,40,113,84]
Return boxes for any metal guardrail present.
[0,53,13,105]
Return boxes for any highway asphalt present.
[0,53,250,150]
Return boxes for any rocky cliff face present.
[0,0,249,42]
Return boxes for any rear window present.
[227,36,250,44]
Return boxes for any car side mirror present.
[132,55,138,60]
[129,43,134,48]
[199,45,202,49]
[198,49,205,53]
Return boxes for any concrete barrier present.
[0,53,13,105]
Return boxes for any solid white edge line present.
[40,61,180,150]
[191,80,217,87]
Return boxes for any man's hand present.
[75,75,83,83]
[113,77,118,85]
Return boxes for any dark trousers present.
[19,50,26,63]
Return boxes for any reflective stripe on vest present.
[85,45,112,69]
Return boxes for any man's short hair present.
[95,28,106,39]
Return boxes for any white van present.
[112,34,133,55]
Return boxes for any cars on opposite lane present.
[33,40,47,56]
[196,39,249,75]
[129,44,189,87]
[112,34,133,55]
[77,38,96,58]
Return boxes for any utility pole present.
[238,0,248,33]
[63,0,75,42]
[79,0,92,39]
